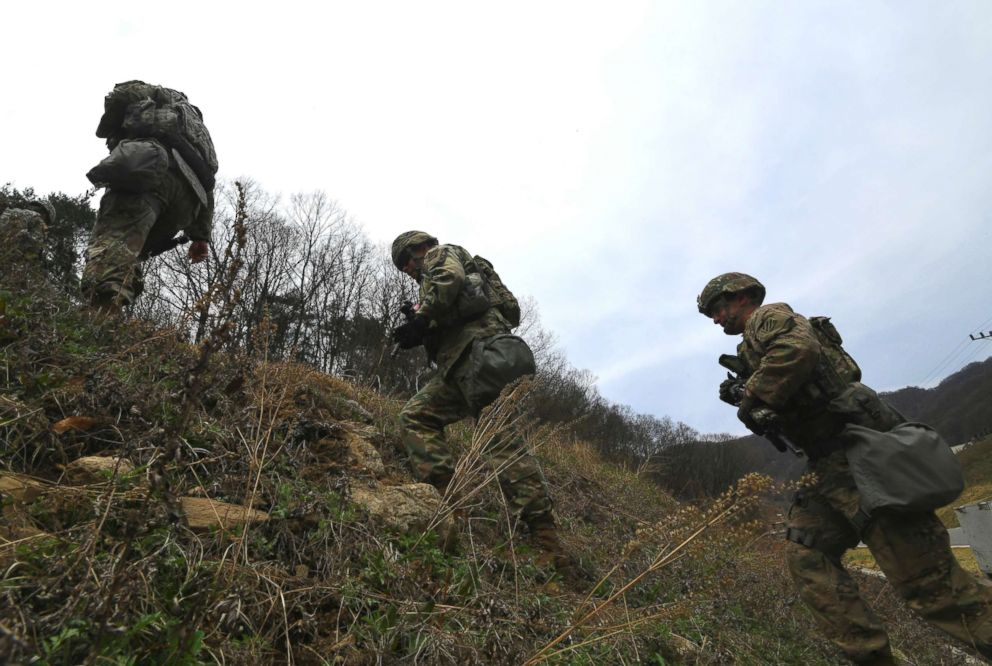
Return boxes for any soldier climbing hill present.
[698,272,992,665]
[390,231,577,576]
[81,80,218,315]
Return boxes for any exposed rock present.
[311,424,385,477]
[0,473,56,563]
[333,397,374,424]
[180,497,269,530]
[0,505,48,566]
[0,471,48,503]
[344,431,385,477]
[64,456,135,485]
[668,634,702,661]
[350,482,451,535]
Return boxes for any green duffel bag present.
[842,422,964,514]
[457,334,536,414]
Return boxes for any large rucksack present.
[473,255,521,328]
[95,81,218,191]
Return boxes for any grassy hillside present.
[938,435,992,529]
[0,260,986,664]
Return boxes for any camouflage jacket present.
[417,244,510,376]
[737,303,899,450]
[0,207,48,264]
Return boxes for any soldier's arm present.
[745,311,820,409]
[417,247,465,321]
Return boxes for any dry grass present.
[846,546,984,577]
[5,213,990,663]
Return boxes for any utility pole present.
[970,331,992,341]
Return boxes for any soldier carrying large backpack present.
[81,80,218,315]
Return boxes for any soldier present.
[697,272,992,665]
[0,199,55,266]
[390,231,574,573]
[81,81,217,315]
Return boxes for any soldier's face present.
[709,294,751,335]
[402,245,429,281]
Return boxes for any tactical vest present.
[741,307,901,452]
[738,308,857,412]
[809,317,861,384]
[472,255,521,328]
[795,315,860,409]
[443,247,521,329]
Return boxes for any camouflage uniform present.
[81,167,211,305]
[397,241,553,523]
[81,81,215,307]
[736,300,992,663]
[0,202,52,265]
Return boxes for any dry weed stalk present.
[421,377,549,537]
[523,472,788,665]
[79,180,252,663]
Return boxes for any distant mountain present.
[881,356,992,445]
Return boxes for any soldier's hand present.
[188,240,209,263]
[391,314,429,349]
[719,377,740,405]
[737,392,764,435]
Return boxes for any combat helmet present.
[24,200,57,226]
[391,231,437,269]
[697,273,765,315]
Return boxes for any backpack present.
[96,81,218,190]
[473,255,521,328]
[809,316,861,384]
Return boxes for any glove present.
[719,376,741,405]
[737,392,764,435]
[188,240,209,263]
[391,314,429,349]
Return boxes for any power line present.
[920,337,971,387]
[945,341,990,379]
[919,313,992,387]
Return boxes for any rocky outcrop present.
[0,472,52,563]
[180,497,270,530]
[343,430,385,477]
[350,482,450,535]
[64,456,135,485]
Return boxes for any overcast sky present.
[5,1,992,435]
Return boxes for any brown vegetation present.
[1,182,986,664]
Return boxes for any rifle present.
[718,354,804,457]
[390,301,417,358]
[140,233,190,260]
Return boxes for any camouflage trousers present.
[786,449,992,663]
[81,168,201,306]
[398,352,552,524]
